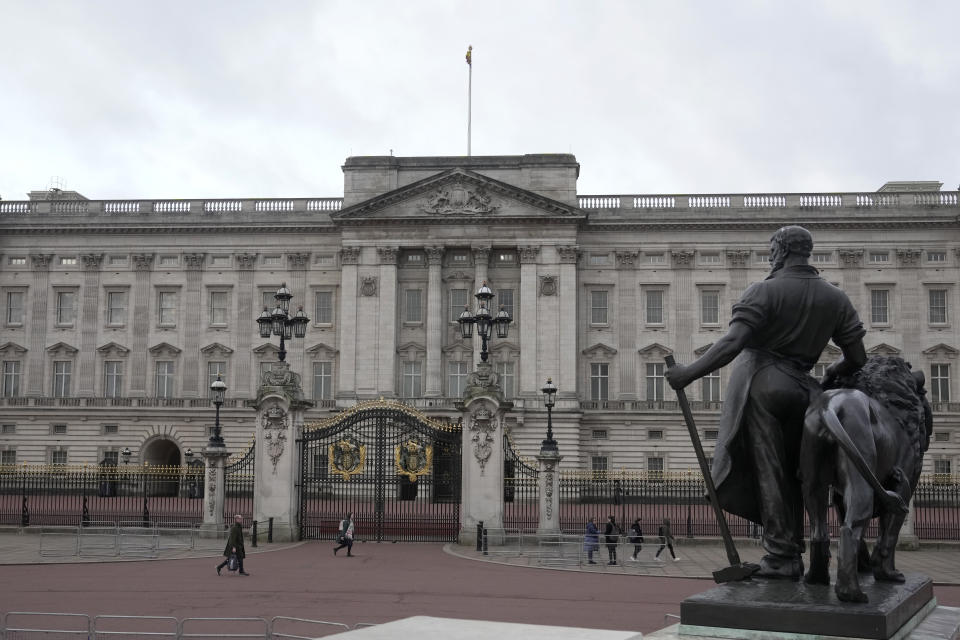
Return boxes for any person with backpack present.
[655,517,680,561]
[604,515,622,565]
[216,514,249,576]
[333,512,355,557]
[584,517,600,564]
[628,517,644,561]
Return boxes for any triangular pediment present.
[583,343,617,357]
[148,342,182,356]
[305,343,339,358]
[442,341,472,356]
[200,342,234,357]
[97,342,130,356]
[490,341,520,357]
[923,343,959,359]
[46,341,79,356]
[0,341,28,357]
[333,168,584,224]
[396,342,426,358]
[252,343,280,356]
[867,342,901,356]
[821,344,842,359]
[638,342,673,357]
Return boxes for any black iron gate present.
[223,442,255,527]
[298,400,462,542]
[503,434,539,531]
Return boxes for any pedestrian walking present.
[333,512,355,557]
[216,514,249,576]
[604,515,622,565]
[628,517,644,561]
[584,517,599,564]
[655,517,680,561]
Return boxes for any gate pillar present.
[252,362,313,542]
[536,449,563,536]
[458,362,512,546]
[200,446,230,537]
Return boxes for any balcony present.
[577,191,959,212]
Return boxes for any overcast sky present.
[1,1,958,200]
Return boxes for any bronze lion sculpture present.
[800,355,932,603]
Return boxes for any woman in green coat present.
[217,514,249,576]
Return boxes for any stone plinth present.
[322,616,641,640]
[680,573,934,640]
[536,449,562,536]
[199,445,230,538]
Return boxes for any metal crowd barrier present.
[31,523,207,559]
[38,527,79,557]
[93,615,179,640]
[2,612,92,640]
[269,616,349,639]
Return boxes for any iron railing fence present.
[223,444,255,528]
[558,470,960,541]
[502,434,539,531]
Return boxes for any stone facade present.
[1,155,959,476]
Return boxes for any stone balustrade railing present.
[578,191,960,211]
[0,197,344,216]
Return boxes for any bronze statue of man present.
[665,226,867,578]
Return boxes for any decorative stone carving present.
[30,254,53,270]
[896,248,922,266]
[183,253,206,270]
[557,246,580,264]
[395,440,433,482]
[425,246,445,265]
[725,249,751,267]
[671,250,695,266]
[340,247,361,265]
[377,247,399,265]
[518,246,540,264]
[257,360,308,407]
[207,465,217,517]
[839,249,864,267]
[131,253,155,271]
[420,176,499,215]
[287,252,311,269]
[235,253,258,270]
[615,251,638,267]
[329,438,366,480]
[360,276,378,297]
[471,247,491,266]
[263,405,288,475]
[462,362,504,406]
[539,275,557,297]
[469,408,496,473]
[81,254,104,270]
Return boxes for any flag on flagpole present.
[466,45,472,66]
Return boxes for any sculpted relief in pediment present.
[419,176,499,215]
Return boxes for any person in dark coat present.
[628,517,644,561]
[665,226,866,579]
[216,514,249,576]
[604,515,621,565]
[584,517,599,564]
[333,512,354,557]
[655,517,679,561]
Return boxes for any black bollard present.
[251,521,258,547]
[268,517,274,543]
[476,521,484,552]
[482,527,488,555]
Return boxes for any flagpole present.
[467,45,472,156]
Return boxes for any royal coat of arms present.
[394,440,433,482]
[329,439,366,480]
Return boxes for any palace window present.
[497,289,514,319]
[103,361,123,398]
[704,430,718,441]
[934,459,952,475]
[591,429,608,440]
[495,361,515,400]
[450,289,468,321]
[106,291,127,325]
[700,252,721,265]
[700,289,720,325]
[52,424,67,435]
[645,253,665,264]
[1,424,15,435]
[647,457,664,475]
[315,291,334,325]
[931,364,950,403]
[2,361,22,397]
[207,362,226,398]
[589,254,609,266]
[590,290,608,325]
[591,456,608,473]
[929,289,948,324]
[102,450,119,465]
[51,450,68,466]
[447,361,469,398]
[158,291,178,326]
[870,289,889,325]
[8,257,26,266]
[648,429,663,440]
[158,255,178,267]
[869,252,890,263]
[928,251,946,263]
[52,361,72,397]
[401,361,422,397]
[6,291,24,325]
[60,257,77,266]
[645,289,664,325]
[208,291,229,326]
[56,291,76,325]
[404,289,422,323]
[702,369,722,402]
[812,252,832,264]
[313,361,333,400]
[103,424,118,435]
[155,361,175,398]
[935,431,950,443]
[590,363,609,401]
[646,363,665,401]
[1,450,15,466]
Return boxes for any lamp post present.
[256,282,310,362]
[209,374,227,448]
[457,281,511,361]
[121,447,131,465]
[541,378,558,453]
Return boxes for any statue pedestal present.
[536,449,562,537]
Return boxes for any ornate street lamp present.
[457,281,511,362]
[209,374,227,448]
[257,283,309,362]
[541,378,558,452]
[121,447,132,465]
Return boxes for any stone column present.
[128,253,154,397]
[615,251,638,401]
[78,254,104,397]
[235,253,258,395]
[337,247,360,402]
[26,254,52,396]
[200,445,230,537]
[377,247,399,396]
[181,253,206,397]
[671,250,696,364]
[425,246,445,397]
[557,246,579,399]
[518,246,540,396]
[536,449,563,536]
[472,247,490,367]
[458,364,511,546]
[252,360,313,542]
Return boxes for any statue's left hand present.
[665,364,691,390]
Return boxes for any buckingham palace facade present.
[1,154,959,474]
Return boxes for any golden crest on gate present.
[328,439,366,481]
[395,440,433,482]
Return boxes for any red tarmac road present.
[2,542,960,635]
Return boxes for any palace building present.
[1,154,958,475]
